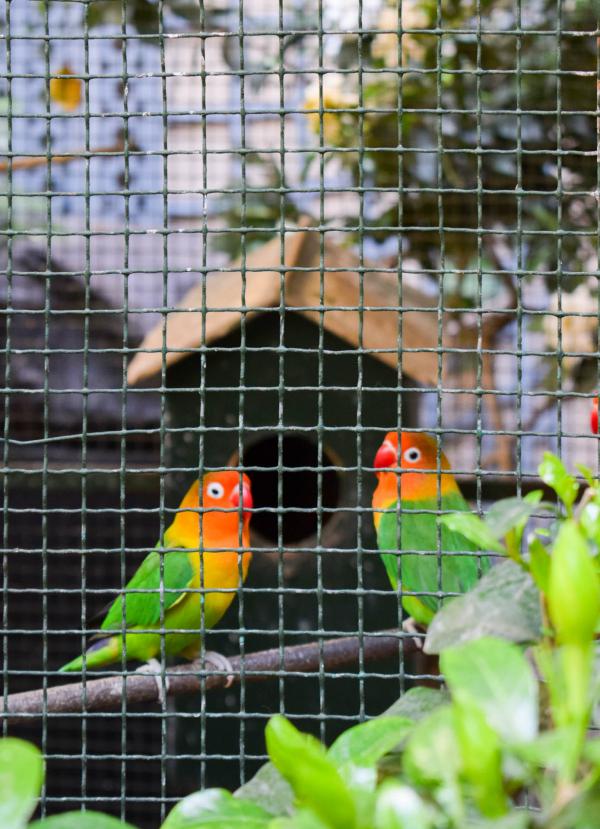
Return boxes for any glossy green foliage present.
[30,816,137,829]
[161,789,272,829]
[539,454,579,515]
[548,520,600,646]
[266,716,357,829]
[0,739,44,829]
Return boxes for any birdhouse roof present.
[127,224,446,387]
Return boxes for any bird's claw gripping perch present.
[202,651,235,688]
[402,617,425,650]
[137,658,170,706]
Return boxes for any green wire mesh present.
[1,0,599,826]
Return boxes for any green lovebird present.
[59,470,253,682]
[372,430,489,628]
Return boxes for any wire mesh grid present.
[0,0,599,826]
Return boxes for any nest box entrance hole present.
[237,435,341,545]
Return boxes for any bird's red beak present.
[592,398,598,435]
[374,440,397,471]
[230,481,253,515]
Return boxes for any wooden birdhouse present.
[127,226,443,557]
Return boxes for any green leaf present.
[577,464,596,489]
[452,701,507,818]
[382,687,448,722]
[269,811,330,829]
[378,689,448,778]
[539,453,579,512]
[265,716,356,829]
[425,561,542,654]
[579,496,600,548]
[441,637,538,744]
[235,762,293,817]
[0,737,44,829]
[328,717,413,768]
[465,815,530,829]
[402,706,464,821]
[527,535,551,592]
[161,789,272,829]
[548,520,600,646]
[31,815,137,829]
[484,495,543,543]
[439,513,505,554]
[583,738,600,764]
[549,781,600,829]
[515,726,582,774]
[374,783,436,829]
[509,493,548,560]
[403,705,461,788]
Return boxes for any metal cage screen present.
[1,0,599,827]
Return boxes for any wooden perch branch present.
[1,629,411,724]
[0,143,127,174]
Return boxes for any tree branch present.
[1,629,412,724]
[0,142,127,173]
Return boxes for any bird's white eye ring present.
[206,482,225,499]
[403,447,421,464]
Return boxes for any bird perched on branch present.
[59,471,253,692]
[372,431,489,636]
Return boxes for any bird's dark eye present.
[403,448,421,464]
[206,482,225,499]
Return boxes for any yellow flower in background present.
[372,1,430,67]
[543,282,598,372]
[304,79,357,146]
[49,64,82,112]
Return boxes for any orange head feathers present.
[169,470,253,546]
[372,431,459,513]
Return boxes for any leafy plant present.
[0,739,44,829]
[177,631,600,827]
[0,736,137,829]
[427,452,600,651]
[44,0,215,34]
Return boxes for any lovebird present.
[592,398,598,434]
[372,431,489,629]
[59,470,253,683]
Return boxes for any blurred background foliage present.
[15,0,600,298]
[212,0,600,409]
[212,0,598,284]
[2,0,599,459]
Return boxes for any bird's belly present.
[150,551,250,659]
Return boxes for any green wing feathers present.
[377,492,489,623]
[59,548,195,672]
[101,547,194,632]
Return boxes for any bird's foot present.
[136,658,170,706]
[402,617,425,650]
[200,651,235,688]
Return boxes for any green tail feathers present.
[59,637,120,672]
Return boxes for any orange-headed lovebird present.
[59,471,253,679]
[372,431,489,628]
[592,398,598,434]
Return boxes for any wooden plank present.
[126,229,308,386]
[127,222,455,388]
